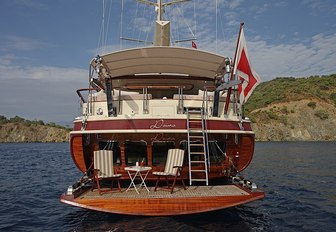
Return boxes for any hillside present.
[245,74,336,141]
[0,116,70,143]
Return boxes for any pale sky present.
[0,0,335,124]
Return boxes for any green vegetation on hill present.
[244,74,336,115]
[242,74,336,141]
[0,115,71,131]
[0,115,70,143]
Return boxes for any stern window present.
[152,141,175,165]
[98,140,121,166]
[125,141,147,166]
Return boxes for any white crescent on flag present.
[233,27,261,104]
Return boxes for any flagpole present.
[224,22,244,115]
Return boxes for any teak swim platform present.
[60,184,264,216]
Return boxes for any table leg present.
[126,171,139,194]
[138,170,150,192]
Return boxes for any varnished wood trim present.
[70,135,86,173]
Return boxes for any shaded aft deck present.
[60,184,265,216]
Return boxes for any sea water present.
[0,142,335,231]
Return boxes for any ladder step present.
[189,125,202,128]
[190,152,205,155]
[189,129,202,132]
[190,161,206,164]
[190,144,204,146]
[189,136,203,139]
[191,179,207,182]
[190,170,206,172]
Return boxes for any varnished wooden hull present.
[69,118,255,178]
[60,185,264,216]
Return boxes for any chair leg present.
[171,169,186,193]
[154,176,160,191]
[96,176,102,195]
[117,179,121,192]
[171,174,178,194]
[109,178,122,192]
[91,174,100,193]
[181,177,186,190]
[91,177,95,192]
[165,176,169,188]
[111,179,115,191]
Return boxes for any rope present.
[215,0,218,51]
[175,4,196,39]
[96,0,105,54]
[120,0,124,49]
[194,0,196,38]
[213,141,239,175]
[104,0,113,49]
[213,141,227,159]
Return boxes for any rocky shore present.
[0,123,69,143]
[250,99,336,141]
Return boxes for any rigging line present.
[131,1,140,43]
[175,3,196,38]
[175,7,180,46]
[104,0,113,51]
[219,6,226,51]
[214,141,227,158]
[102,0,105,53]
[137,2,147,47]
[96,0,105,54]
[194,0,196,39]
[216,0,218,51]
[166,5,177,46]
[120,0,124,50]
[102,0,110,53]
[144,9,154,45]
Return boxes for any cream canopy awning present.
[92,46,227,79]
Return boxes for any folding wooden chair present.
[153,149,186,194]
[91,150,122,194]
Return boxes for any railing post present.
[143,87,149,114]
[105,78,116,117]
[177,87,184,114]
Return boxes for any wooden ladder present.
[186,107,209,186]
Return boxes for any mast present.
[138,0,190,46]
[157,0,163,21]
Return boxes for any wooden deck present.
[60,184,265,216]
[79,185,249,199]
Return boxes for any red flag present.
[191,40,197,49]
[233,26,261,104]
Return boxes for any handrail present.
[203,85,216,91]
[125,84,193,90]
[76,88,99,103]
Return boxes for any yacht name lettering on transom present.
[151,133,175,142]
[149,119,176,129]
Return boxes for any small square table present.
[124,166,152,194]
